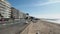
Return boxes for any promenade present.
[20,20,60,34]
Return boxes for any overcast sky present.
[8,0,60,19]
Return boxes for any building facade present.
[11,7,27,19]
[0,0,11,19]
[19,12,26,19]
[11,7,19,19]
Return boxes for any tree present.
[26,13,29,15]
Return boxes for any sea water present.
[45,19,60,24]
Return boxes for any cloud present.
[49,0,60,2]
[34,1,60,6]
[16,0,60,7]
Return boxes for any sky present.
[8,0,60,19]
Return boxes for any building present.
[0,0,11,19]
[11,7,19,19]
[11,7,27,19]
[19,12,26,19]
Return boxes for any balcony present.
[0,7,10,12]
[0,0,11,5]
[0,1,11,8]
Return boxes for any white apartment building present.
[0,0,11,18]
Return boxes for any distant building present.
[0,0,11,19]
[11,7,28,20]
[19,12,26,19]
[11,7,19,19]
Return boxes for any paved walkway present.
[20,20,60,34]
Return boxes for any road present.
[0,19,30,34]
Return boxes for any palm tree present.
[26,13,29,15]
[0,13,3,17]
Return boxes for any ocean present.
[45,19,60,24]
